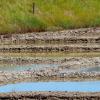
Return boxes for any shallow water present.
[0,63,58,71]
[81,66,100,72]
[0,81,100,93]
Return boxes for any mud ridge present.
[0,92,100,100]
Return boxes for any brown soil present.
[0,92,100,100]
[0,27,100,53]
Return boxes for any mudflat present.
[0,92,100,100]
[0,57,100,85]
[0,27,100,99]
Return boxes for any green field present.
[0,0,100,34]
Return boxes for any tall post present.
[33,3,35,14]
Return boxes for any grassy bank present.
[0,0,100,34]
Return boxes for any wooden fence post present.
[33,3,35,14]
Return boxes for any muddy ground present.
[0,57,100,85]
[0,27,100,99]
[0,92,100,100]
[0,27,100,53]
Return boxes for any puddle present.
[0,63,58,72]
[0,81,100,93]
[81,66,100,72]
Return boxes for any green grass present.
[0,0,100,34]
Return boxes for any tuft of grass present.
[0,0,100,34]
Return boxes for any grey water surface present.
[81,66,100,72]
[0,63,58,71]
